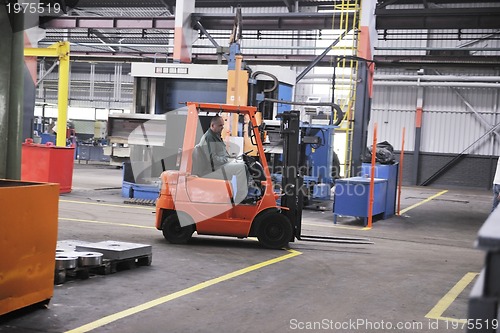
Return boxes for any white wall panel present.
[368,108,416,150]
[369,84,500,156]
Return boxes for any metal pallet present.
[55,240,153,284]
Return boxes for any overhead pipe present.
[375,74,500,82]
[304,73,500,83]
[375,47,500,52]
[40,42,355,51]
[298,79,500,89]
[374,81,500,88]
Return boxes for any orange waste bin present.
[21,139,75,193]
[0,180,59,315]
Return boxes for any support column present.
[352,61,371,175]
[23,27,42,144]
[6,10,24,179]
[0,7,13,178]
[56,42,70,147]
[351,0,376,175]
[173,0,195,63]
[412,74,424,185]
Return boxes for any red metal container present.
[21,139,75,193]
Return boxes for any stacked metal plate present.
[75,241,152,260]
[56,240,92,253]
[55,253,78,270]
[56,240,104,268]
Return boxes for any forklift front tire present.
[162,214,194,244]
[257,213,293,249]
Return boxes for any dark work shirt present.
[199,129,229,169]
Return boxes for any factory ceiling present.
[34,0,500,68]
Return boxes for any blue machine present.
[302,123,337,195]
[266,121,337,208]
[275,83,293,115]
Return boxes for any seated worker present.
[198,115,252,204]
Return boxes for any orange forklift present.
[155,102,371,249]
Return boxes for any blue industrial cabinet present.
[333,177,387,226]
[361,163,398,218]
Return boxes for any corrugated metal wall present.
[370,83,500,156]
[37,63,133,110]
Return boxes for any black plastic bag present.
[362,141,396,165]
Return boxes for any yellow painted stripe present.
[400,190,448,215]
[425,272,478,321]
[59,217,156,229]
[60,199,154,210]
[64,249,302,333]
[437,317,467,324]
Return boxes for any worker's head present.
[210,115,224,135]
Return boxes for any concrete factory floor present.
[0,163,491,333]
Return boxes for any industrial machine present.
[155,102,371,249]
[264,119,338,209]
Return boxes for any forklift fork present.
[298,234,374,245]
[277,111,374,247]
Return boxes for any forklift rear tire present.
[162,214,194,244]
[257,213,293,249]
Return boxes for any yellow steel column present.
[24,42,70,147]
[56,42,70,147]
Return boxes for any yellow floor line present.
[60,199,153,210]
[64,249,302,333]
[400,190,448,215]
[59,217,156,229]
[425,272,478,324]
[438,316,468,324]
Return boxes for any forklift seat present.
[191,144,212,176]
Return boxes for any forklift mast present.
[276,110,373,245]
[277,110,303,239]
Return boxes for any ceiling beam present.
[191,12,352,30]
[69,0,340,8]
[41,16,176,29]
[374,55,500,68]
[376,7,500,29]
[377,0,500,5]
[63,50,500,69]
[42,12,349,31]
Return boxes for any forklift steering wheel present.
[235,150,253,160]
